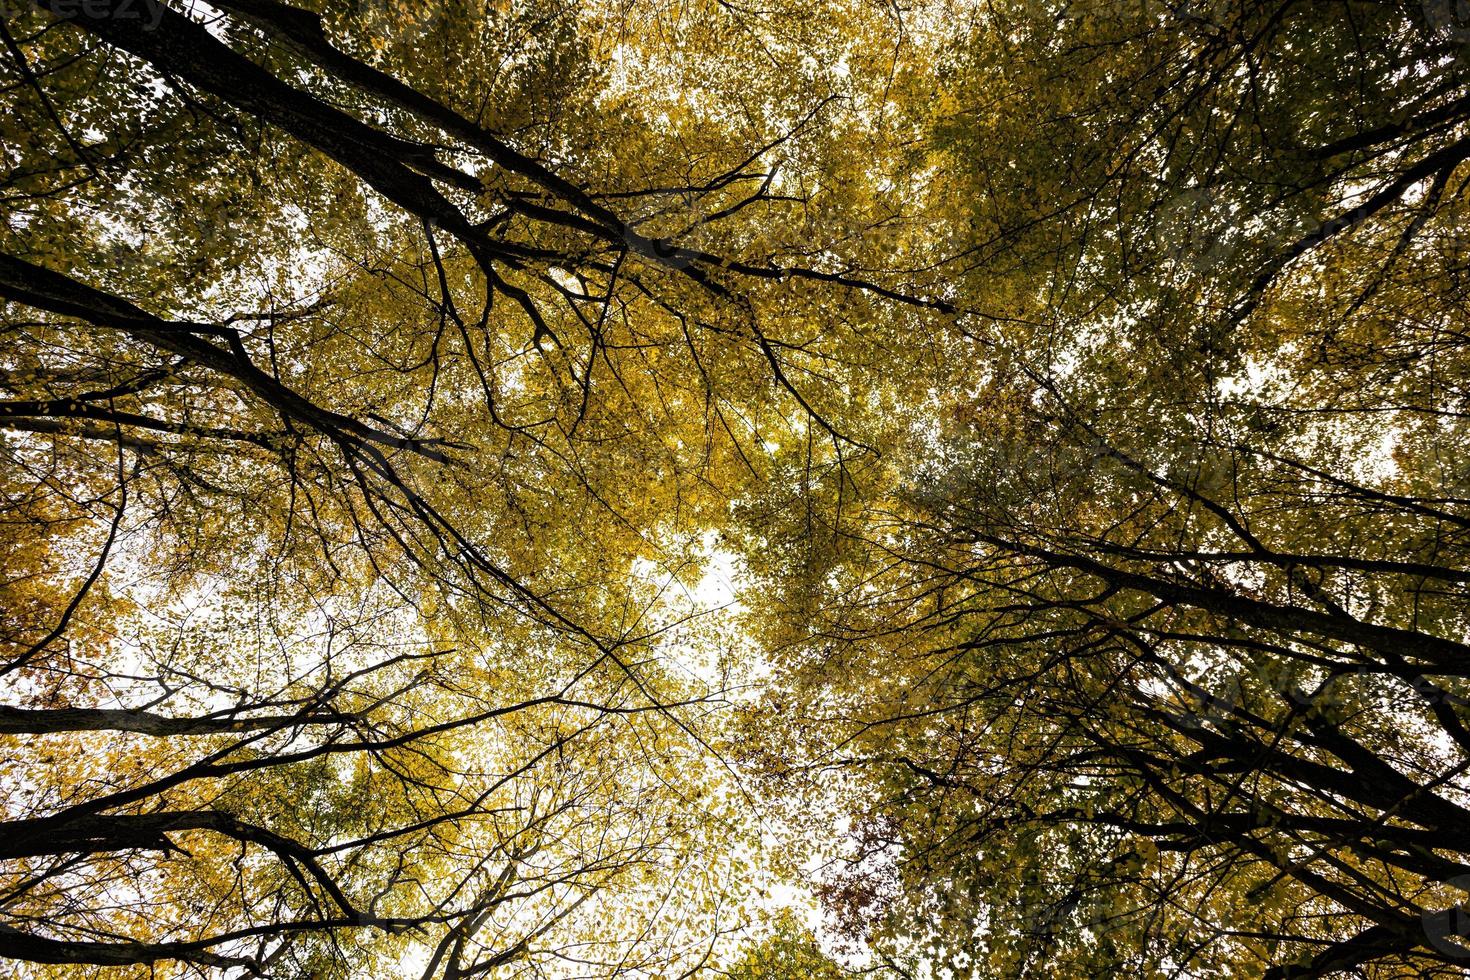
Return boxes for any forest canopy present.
[3,0,1470,977]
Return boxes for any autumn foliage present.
[3,1,1470,978]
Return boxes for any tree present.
[724,911,848,980]
[14,0,1470,977]
[0,0,936,972]
[735,1,1470,977]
